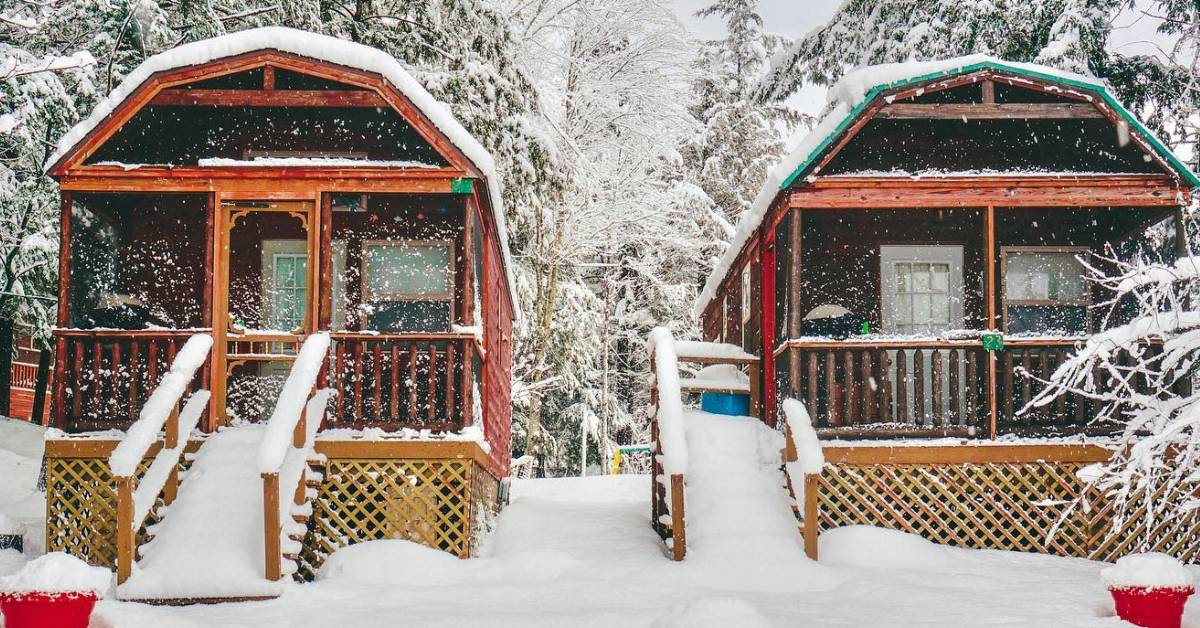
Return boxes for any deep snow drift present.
[1,417,1197,626]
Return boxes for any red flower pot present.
[1109,585,1194,628]
[0,591,98,628]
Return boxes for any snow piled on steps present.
[119,424,290,600]
[679,410,830,590]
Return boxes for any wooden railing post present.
[670,473,686,561]
[748,362,762,418]
[261,472,281,581]
[163,401,182,504]
[292,402,307,449]
[115,475,135,584]
[803,474,819,560]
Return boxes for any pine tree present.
[757,0,1117,104]
[683,0,792,228]
[0,0,174,340]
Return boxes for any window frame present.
[359,239,455,303]
[1000,245,1090,334]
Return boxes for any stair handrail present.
[780,398,824,560]
[256,332,333,581]
[108,333,213,584]
[647,327,689,560]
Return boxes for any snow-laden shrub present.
[1028,249,1200,545]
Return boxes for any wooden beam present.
[877,102,1103,120]
[822,443,1111,465]
[58,172,466,195]
[986,204,999,440]
[981,80,995,104]
[150,88,387,108]
[789,175,1184,208]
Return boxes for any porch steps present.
[117,424,304,603]
[680,410,809,563]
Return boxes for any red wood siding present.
[481,219,513,479]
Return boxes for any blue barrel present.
[700,391,750,416]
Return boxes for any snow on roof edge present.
[694,54,1200,319]
[45,26,519,319]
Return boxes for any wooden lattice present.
[817,451,1200,562]
[299,458,500,577]
[1089,483,1200,563]
[818,460,1095,556]
[46,456,120,567]
[45,455,160,568]
[47,443,501,579]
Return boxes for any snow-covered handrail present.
[648,328,688,476]
[647,327,690,561]
[108,333,212,584]
[256,332,333,581]
[780,398,824,559]
[131,391,209,528]
[257,332,331,475]
[781,399,824,475]
[109,333,213,477]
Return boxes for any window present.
[741,264,752,324]
[361,240,453,332]
[880,245,963,335]
[270,253,307,330]
[1002,248,1089,335]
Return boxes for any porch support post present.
[985,204,998,439]
[210,193,228,430]
[200,193,215,399]
[461,195,477,327]
[56,192,72,328]
[52,192,72,430]
[787,208,803,398]
[318,192,333,331]
[201,193,214,329]
[1175,205,1188,258]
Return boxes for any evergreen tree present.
[755,0,1118,104]
[683,0,792,228]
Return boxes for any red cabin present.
[41,28,514,596]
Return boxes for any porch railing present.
[53,329,210,432]
[327,332,481,431]
[781,338,1143,437]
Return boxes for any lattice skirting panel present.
[44,451,164,568]
[298,458,501,579]
[816,450,1200,563]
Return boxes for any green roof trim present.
[450,177,475,194]
[777,60,1200,190]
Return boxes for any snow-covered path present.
[85,474,1186,627]
[0,416,1194,626]
[681,411,806,557]
[119,424,281,600]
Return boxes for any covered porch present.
[768,176,1184,438]
[52,187,486,434]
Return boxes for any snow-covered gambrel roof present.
[46,27,518,312]
[695,54,1200,317]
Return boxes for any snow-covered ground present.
[0,417,1197,626]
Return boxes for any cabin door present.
[212,199,318,426]
[879,245,964,334]
[879,245,964,422]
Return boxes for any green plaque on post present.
[982,331,1004,352]
[450,177,474,194]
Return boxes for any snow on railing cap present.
[0,552,111,597]
[1102,552,1195,590]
